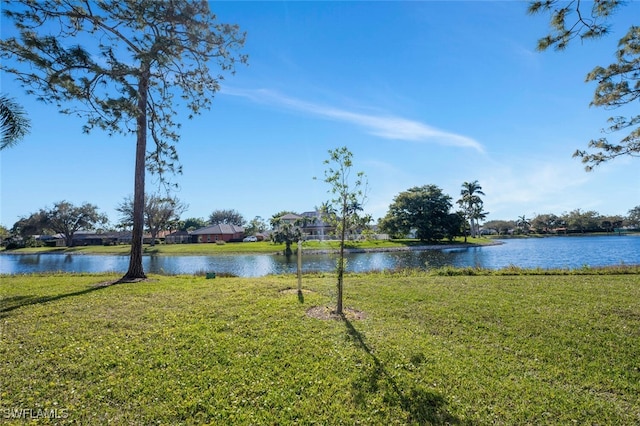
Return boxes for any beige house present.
[191,224,244,243]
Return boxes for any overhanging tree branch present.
[528,1,638,170]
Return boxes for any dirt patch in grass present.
[92,277,157,287]
[306,305,366,321]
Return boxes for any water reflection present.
[2,235,639,277]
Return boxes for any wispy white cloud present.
[479,160,593,219]
[222,87,484,152]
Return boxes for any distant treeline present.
[483,207,640,235]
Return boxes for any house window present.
[207,236,211,242]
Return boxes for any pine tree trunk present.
[121,67,149,282]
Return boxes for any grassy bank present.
[1,237,492,256]
[1,271,639,424]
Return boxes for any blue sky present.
[1,1,639,229]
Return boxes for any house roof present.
[280,213,303,220]
[166,230,190,237]
[191,224,244,235]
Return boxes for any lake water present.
[1,235,639,277]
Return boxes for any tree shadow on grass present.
[0,283,115,319]
[344,318,465,425]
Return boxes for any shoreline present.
[1,241,503,256]
[298,241,503,255]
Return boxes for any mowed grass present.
[1,272,639,424]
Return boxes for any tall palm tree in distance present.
[458,180,486,240]
[517,215,531,234]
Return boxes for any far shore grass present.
[1,237,494,256]
[1,270,639,424]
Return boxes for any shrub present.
[5,241,23,250]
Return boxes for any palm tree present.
[0,95,30,150]
[270,222,301,256]
[458,180,486,239]
[471,202,489,236]
[269,212,307,256]
[516,215,531,234]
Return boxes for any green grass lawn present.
[1,271,639,424]
[2,237,492,256]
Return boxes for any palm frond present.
[0,95,31,150]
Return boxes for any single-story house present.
[72,231,137,246]
[38,235,66,247]
[165,230,191,244]
[109,231,133,244]
[71,231,107,246]
[191,224,245,243]
[143,230,172,244]
[38,232,128,247]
